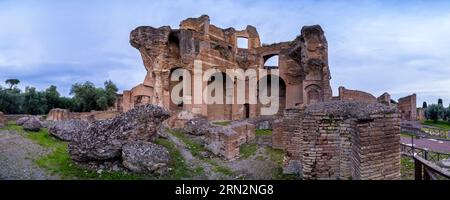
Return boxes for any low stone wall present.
[4,114,45,122]
[203,122,256,160]
[47,109,71,121]
[47,108,119,122]
[272,109,302,156]
[229,122,256,146]
[279,101,401,180]
[204,126,241,160]
[0,112,5,128]
[337,87,377,103]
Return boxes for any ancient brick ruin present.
[397,94,417,121]
[112,15,407,179]
[47,108,119,122]
[275,101,401,180]
[119,15,332,119]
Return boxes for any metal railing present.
[401,125,450,140]
[414,155,450,180]
[401,143,450,162]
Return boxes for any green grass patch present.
[166,129,205,157]
[401,156,414,180]
[256,155,266,161]
[422,120,450,131]
[2,123,146,180]
[204,159,235,177]
[165,128,236,177]
[239,143,258,159]
[272,167,300,180]
[265,147,284,165]
[401,132,416,138]
[155,138,193,179]
[212,121,231,126]
[193,166,205,177]
[255,129,272,136]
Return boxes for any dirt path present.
[0,130,59,180]
[401,136,450,153]
[165,132,231,180]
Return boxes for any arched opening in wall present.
[305,84,323,105]
[169,67,185,112]
[263,54,279,69]
[237,37,249,49]
[257,75,286,116]
[244,103,250,119]
[206,72,233,121]
[168,32,180,58]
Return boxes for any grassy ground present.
[212,121,231,126]
[166,128,236,177]
[401,132,416,138]
[154,138,196,179]
[401,156,414,180]
[422,120,450,131]
[255,129,272,136]
[2,123,147,180]
[239,143,258,159]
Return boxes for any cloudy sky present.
[1,0,449,106]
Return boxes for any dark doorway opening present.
[244,103,250,119]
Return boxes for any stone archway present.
[206,72,233,121]
[258,75,286,116]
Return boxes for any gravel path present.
[401,136,450,153]
[0,130,59,180]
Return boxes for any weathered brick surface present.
[117,15,333,120]
[280,101,401,180]
[204,126,240,160]
[398,94,417,121]
[203,122,255,160]
[46,108,119,122]
[47,108,71,121]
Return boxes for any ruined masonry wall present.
[351,114,401,180]
[276,101,401,180]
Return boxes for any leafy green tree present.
[22,87,48,115]
[104,80,118,106]
[70,81,98,112]
[425,104,445,122]
[0,87,24,114]
[70,81,117,112]
[45,85,61,110]
[422,101,427,109]
[445,104,450,122]
[5,79,20,90]
[59,97,74,110]
[438,98,443,106]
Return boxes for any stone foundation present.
[203,122,256,160]
[204,126,240,160]
[46,108,119,122]
[229,122,256,146]
[47,108,71,121]
[277,101,401,180]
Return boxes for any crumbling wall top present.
[305,101,397,120]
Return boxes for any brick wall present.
[281,101,401,180]
[398,94,417,121]
[338,87,377,103]
[204,122,255,160]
